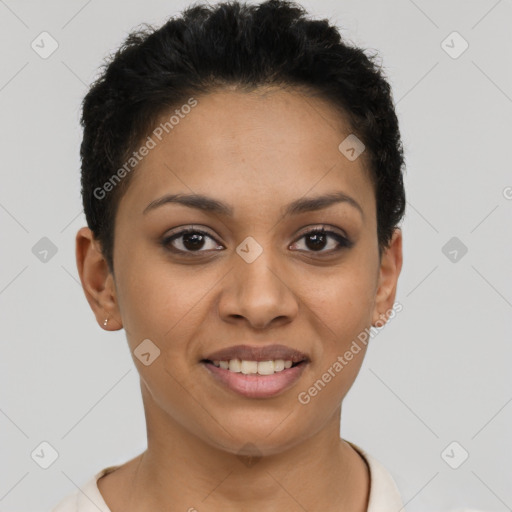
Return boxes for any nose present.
[217,246,299,330]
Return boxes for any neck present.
[102,384,370,512]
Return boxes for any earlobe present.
[75,226,123,331]
[101,311,121,331]
[371,228,403,327]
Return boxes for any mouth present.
[200,346,310,399]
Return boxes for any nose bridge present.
[219,234,298,327]
[236,234,284,298]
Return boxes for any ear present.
[371,228,403,327]
[75,226,123,331]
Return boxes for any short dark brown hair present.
[80,0,406,273]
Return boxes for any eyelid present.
[293,224,348,240]
[165,224,216,237]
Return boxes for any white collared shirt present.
[51,441,404,511]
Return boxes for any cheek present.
[301,265,376,338]
[116,263,208,396]
[115,251,210,348]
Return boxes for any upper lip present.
[203,344,310,363]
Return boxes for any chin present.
[199,417,310,458]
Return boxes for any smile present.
[210,358,295,374]
[201,359,309,398]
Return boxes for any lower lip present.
[201,361,308,398]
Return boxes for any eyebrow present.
[142,191,364,220]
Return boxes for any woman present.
[53,0,405,509]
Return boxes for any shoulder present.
[346,443,491,512]
[346,441,405,511]
[51,466,119,512]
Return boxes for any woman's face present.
[80,87,402,457]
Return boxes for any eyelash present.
[161,226,353,256]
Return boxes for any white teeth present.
[210,358,296,374]
[257,361,275,375]
[274,360,285,372]
[229,359,241,372]
[240,360,258,374]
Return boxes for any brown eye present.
[290,227,352,254]
[162,228,223,254]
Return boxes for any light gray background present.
[1,0,511,511]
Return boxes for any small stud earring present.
[103,317,109,327]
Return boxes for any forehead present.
[118,87,375,219]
